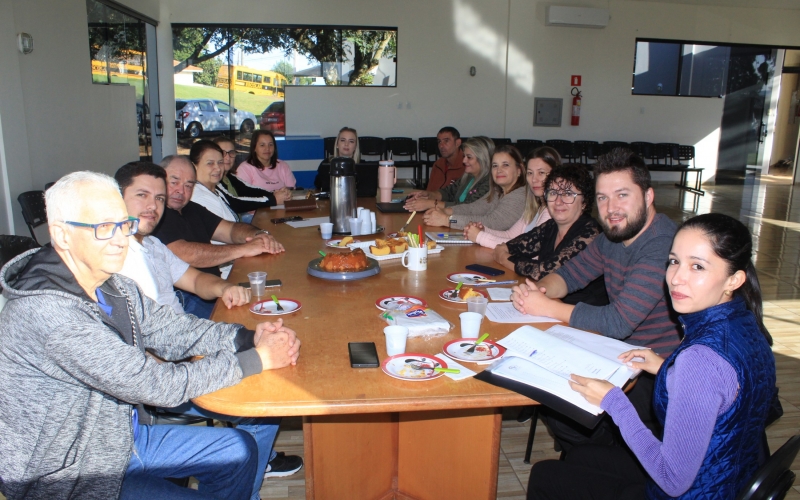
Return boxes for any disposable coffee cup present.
[384,325,409,356]
[459,312,482,338]
[248,271,267,298]
[349,218,361,236]
[320,222,334,239]
[466,296,489,316]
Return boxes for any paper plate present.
[348,240,444,261]
[326,239,360,248]
[438,288,489,304]
[447,272,492,285]
[381,353,449,381]
[442,339,505,363]
[250,298,302,316]
[375,295,428,312]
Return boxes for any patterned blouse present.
[506,212,601,281]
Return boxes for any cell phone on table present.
[465,264,506,276]
[238,279,282,289]
[271,216,303,224]
[348,342,380,368]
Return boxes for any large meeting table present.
[194,199,542,500]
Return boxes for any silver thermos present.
[329,157,357,234]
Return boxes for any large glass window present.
[86,0,158,161]
[172,25,397,153]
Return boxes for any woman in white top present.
[464,146,561,249]
[189,139,238,223]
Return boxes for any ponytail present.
[739,261,771,345]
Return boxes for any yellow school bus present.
[216,65,287,97]
[91,49,145,81]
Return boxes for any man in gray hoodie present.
[0,171,301,500]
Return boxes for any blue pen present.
[530,349,537,357]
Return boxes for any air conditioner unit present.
[546,6,610,28]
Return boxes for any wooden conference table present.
[194,199,540,500]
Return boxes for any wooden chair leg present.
[523,407,540,464]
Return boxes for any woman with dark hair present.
[528,213,777,500]
[496,165,607,306]
[464,146,561,248]
[211,137,277,219]
[422,144,526,230]
[404,137,494,212]
[235,130,295,204]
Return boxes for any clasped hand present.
[254,318,301,370]
[510,279,549,315]
[244,232,285,255]
[463,222,484,242]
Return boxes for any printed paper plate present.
[381,353,449,381]
[326,239,360,248]
[375,295,428,312]
[447,272,491,285]
[438,288,488,304]
[442,339,505,363]
[249,298,302,316]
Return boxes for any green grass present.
[174,84,281,116]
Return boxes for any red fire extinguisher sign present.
[571,87,582,126]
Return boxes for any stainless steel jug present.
[329,157,357,234]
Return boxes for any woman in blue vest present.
[528,213,777,500]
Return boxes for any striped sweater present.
[555,213,681,355]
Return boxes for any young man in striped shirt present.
[511,148,681,450]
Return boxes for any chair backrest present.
[545,140,575,160]
[491,138,512,146]
[0,235,39,293]
[358,136,386,159]
[603,141,631,152]
[323,137,337,159]
[516,140,544,156]
[17,191,47,245]
[736,434,800,500]
[631,141,656,160]
[678,145,695,161]
[418,137,439,159]
[384,137,417,159]
[575,141,601,161]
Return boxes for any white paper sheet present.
[285,217,330,228]
[437,353,477,381]
[485,302,558,323]
[487,288,513,301]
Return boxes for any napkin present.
[437,353,476,380]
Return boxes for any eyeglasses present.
[64,217,139,240]
[545,190,582,204]
[222,150,237,158]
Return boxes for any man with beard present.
[511,148,680,451]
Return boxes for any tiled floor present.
[260,177,800,499]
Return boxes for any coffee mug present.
[401,246,428,271]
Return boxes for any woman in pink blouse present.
[463,146,561,249]
[234,130,295,204]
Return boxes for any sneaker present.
[264,452,303,478]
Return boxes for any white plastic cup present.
[401,246,428,271]
[360,218,370,235]
[349,217,360,236]
[384,325,409,356]
[466,296,489,316]
[320,222,334,239]
[357,207,365,218]
[248,271,267,298]
[459,312,482,338]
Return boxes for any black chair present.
[323,137,337,159]
[631,142,657,164]
[358,136,386,161]
[675,145,696,169]
[491,138,512,146]
[17,191,47,246]
[0,235,39,271]
[603,141,631,153]
[418,136,439,186]
[736,434,800,500]
[573,141,600,167]
[516,139,544,156]
[385,137,421,186]
[546,140,577,163]
[657,143,681,166]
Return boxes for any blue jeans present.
[162,402,281,500]
[176,290,217,319]
[120,423,257,500]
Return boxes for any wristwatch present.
[448,216,457,226]
[254,229,271,236]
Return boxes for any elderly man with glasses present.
[0,171,300,500]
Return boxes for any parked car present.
[260,101,285,135]
[176,99,256,138]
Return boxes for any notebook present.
[425,231,473,244]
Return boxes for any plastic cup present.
[349,217,360,236]
[248,271,267,298]
[320,222,334,239]
[466,296,489,316]
[384,325,409,356]
[459,312,482,338]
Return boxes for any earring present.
[724,290,732,296]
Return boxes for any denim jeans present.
[162,402,281,500]
[176,290,216,319]
[120,423,257,500]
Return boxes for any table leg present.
[303,408,501,500]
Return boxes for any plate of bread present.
[326,236,360,248]
[348,238,443,261]
[438,287,488,303]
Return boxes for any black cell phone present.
[238,279,282,289]
[348,342,380,368]
[271,216,303,224]
[465,264,506,276]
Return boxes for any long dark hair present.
[245,130,278,170]
[679,213,771,344]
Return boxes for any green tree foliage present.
[272,60,295,83]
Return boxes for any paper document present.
[485,302,558,323]
[487,288,513,301]
[286,217,330,228]
[437,354,477,381]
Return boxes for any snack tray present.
[347,240,444,261]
